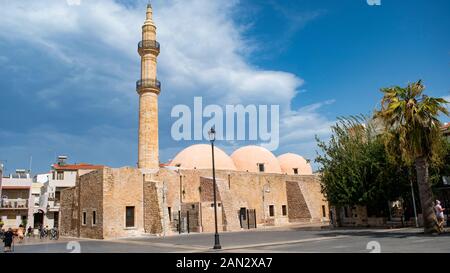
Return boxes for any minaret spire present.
[137,5,161,170]
[145,2,155,26]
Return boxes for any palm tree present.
[374,80,448,233]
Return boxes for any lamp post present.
[208,126,221,250]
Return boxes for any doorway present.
[239,207,247,228]
[33,211,44,228]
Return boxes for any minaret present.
[137,3,160,170]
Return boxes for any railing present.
[138,40,160,53]
[136,79,161,92]
[47,200,61,209]
[0,199,28,209]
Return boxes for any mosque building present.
[60,4,329,239]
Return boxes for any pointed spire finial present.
[145,1,154,25]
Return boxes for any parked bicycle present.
[49,227,59,240]
[39,226,48,239]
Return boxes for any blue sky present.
[0,0,449,175]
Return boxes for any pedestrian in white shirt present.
[435,200,445,233]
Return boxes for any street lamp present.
[208,126,221,250]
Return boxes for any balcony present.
[136,79,161,95]
[138,40,160,56]
[47,200,61,211]
[0,198,28,209]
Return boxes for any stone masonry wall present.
[102,167,145,239]
[286,181,311,222]
[79,169,104,239]
[143,180,163,234]
[296,175,329,222]
[60,187,77,237]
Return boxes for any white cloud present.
[444,95,450,112]
[0,0,334,171]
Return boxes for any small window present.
[269,205,274,217]
[126,206,135,228]
[322,205,326,218]
[175,164,181,167]
[258,163,265,173]
[82,211,87,226]
[191,204,195,209]
[56,171,64,180]
[92,210,97,226]
[55,191,61,202]
[52,172,55,180]
[293,168,298,175]
[168,207,172,221]
[282,205,287,216]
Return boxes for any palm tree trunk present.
[414,156,438,233]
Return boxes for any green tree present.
[316,116,409,213]
[374,80,449,233]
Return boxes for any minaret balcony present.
[136,79,161,95]
[138,40,160,56]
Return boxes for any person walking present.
[435,200,445,233]
[3,228,14,252]
[17,225,24,243]
[27,226,33,238]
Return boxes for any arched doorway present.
[33,209,45,229]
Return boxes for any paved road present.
[3,227,450,253]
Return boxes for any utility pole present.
[29,156,33,174]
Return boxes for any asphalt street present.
[3,227,450,253]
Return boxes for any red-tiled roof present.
[442,123,450,130]
[52,163,104,171]
[159,162,172,167]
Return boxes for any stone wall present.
[102,167,145,239]
[337,205,369,227]
[199,177,222,202]
[286,181,311,222]
[143,180,163,234]
[200,202,224,232]
[79,169,104,239]
[152,168,326,231]
[61,166,329,239]
[287,174,329,223]
[60,187,77,237]
[180,202,200,232]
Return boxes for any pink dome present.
[169,144,236,170]
[231,145,282,174]
[278,153,312,175]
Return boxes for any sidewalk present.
[9,236,75,246]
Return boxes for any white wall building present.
[38,156,102,228]
[0,169,33,229]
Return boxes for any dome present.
[231,145,282,174]
[169,144,236,171]
[278,153,312,175]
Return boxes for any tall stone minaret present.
[137,4,160,170]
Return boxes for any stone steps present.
[215,178,241,231]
